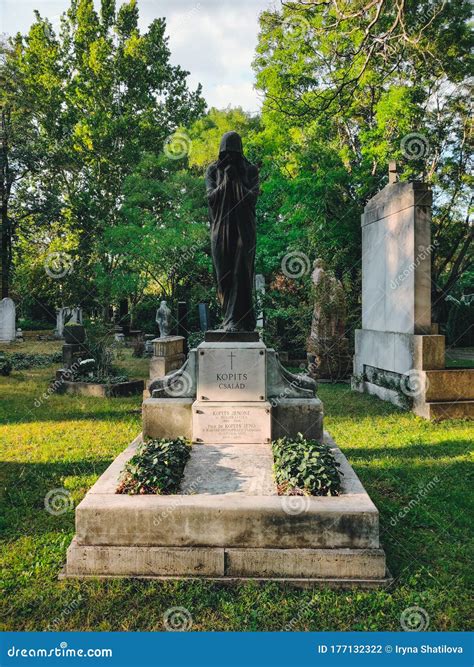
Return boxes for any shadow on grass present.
[0,458,115,539]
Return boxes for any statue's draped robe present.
[205,132,259,331]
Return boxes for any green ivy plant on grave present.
[2,352,62,371]
[116,438,191,495]
[0,354,12,376]
[272,433,342,497]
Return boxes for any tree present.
[103,151,210,312]
[187,107,260,169]
[253,0,473,324]
[6,0,205,312]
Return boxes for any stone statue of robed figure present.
[205,131,259,332]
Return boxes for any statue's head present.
[160,300,167,307]
[313,258,325,270]
[219,131,243,162]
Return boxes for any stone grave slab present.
[62,432,391,587]
[180,442,276,495]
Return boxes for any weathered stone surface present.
[156,301,172,338]
[149,354,185,379]
[66,539,224,576]
[65,540,386,580]
[62,343,88,369]
[0,298,16,342]
[75,492,380,549]
[413,335,445,370]
[72,432,379,550]
[192,401,272,444]
[180,442,276,495]
[424,369,474,402]
[266,349,316,399]
[353,330,444,376]
[271,397,324,441]
[152,335,184,358]
[362,180,432,226]
[64,430,389,584]
[361,181,432,335]
[197,341,266,402]
[142,397,193,440]
[414,400,474,421]
[353,379,405,409]
[150,350,197,398]
[225,548,386,579]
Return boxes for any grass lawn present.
[0,344,473,632]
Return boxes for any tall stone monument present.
[353,174,473,419]
[0,298,16,343]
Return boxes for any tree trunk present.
[0,109,9,298]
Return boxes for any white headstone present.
[0,298,16,342]
[361,182,432,335]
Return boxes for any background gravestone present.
[198,303,211,332]
[351,179,474,419]
[0,298,16,342]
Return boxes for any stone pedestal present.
[149,335,185,378]
[144,342,323,442]
[192,339,270,444]
[64,331,392,586]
